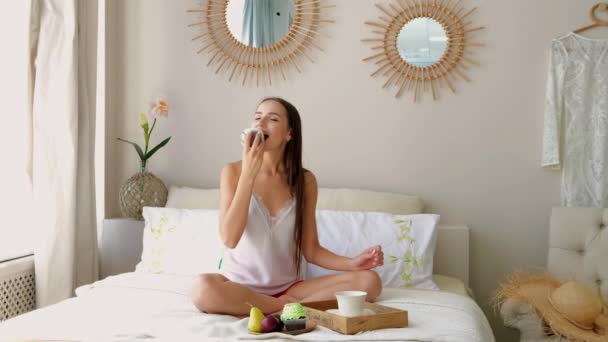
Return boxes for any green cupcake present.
[280,303,306,331]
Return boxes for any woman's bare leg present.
[285,270,382,303]
[191,273,288,315]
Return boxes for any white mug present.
[335,291,367,317]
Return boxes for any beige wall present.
[106,1,603,340]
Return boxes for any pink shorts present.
[271,280,303,298]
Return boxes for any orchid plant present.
[118,97,172,173]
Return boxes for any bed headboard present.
[101,187,469,285]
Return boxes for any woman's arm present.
[219,163,252,248]
[301,172,383,271]
[219,132,265,248]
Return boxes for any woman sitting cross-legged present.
[191,97,384,316]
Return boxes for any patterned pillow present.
[136,207,222,276]
[306,210,440,289]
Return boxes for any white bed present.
[0,187,494,341]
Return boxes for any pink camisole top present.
[220,193,299,295]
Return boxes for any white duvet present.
[0,272,494,342]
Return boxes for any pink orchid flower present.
[149,97,169,119]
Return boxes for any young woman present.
[191,97,383,316]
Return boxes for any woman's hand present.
[349,245,384,271]
[241,130,265,181]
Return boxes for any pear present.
[247,303,265,333]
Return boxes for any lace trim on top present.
[252,192,295,229]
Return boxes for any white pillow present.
[136,207,222,276]
[306,210,440,290]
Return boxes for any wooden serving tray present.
[303,300,408,335]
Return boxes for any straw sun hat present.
[493,272,608,342]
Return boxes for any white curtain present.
[29,0,100,308]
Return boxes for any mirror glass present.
[226,0,296,48]
[397,17,448,67]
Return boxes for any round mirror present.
[226,0,296,48]
[397,17,448,67]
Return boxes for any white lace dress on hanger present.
[542,32,608,207]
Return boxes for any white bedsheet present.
[0,272,494,342]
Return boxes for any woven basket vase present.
[119,171,168,220]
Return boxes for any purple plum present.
[261,314,280,333]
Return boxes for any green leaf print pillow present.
[136,207,222,276]
[307,211,440,289]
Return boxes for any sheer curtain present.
[0,0,33,263]
[29,0,101,307]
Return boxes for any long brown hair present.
[260,97,305,277]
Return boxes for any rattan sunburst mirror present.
[362,0,485,102]
[188,0,334,86]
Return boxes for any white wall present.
[106,1,604,340]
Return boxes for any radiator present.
[0,255,35,321]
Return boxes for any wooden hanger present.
[574,2,608,33]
